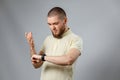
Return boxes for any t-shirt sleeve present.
[70,36,83,53]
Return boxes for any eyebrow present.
[47,22,59,25]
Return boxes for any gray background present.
[0,0,120,80]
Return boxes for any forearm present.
[30,45,36,57]
[44,48,80,66]
[28,37,36,56]
[45,55,74,66]
[25,32,43,68]
[31,49,80,67]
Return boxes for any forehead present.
[47,16,61,23]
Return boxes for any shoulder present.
[69,32,83,52]
[69,31,82,41]
[46,35,53,40]
[70,32,83,46]
[44,35,53,42]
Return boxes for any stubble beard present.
[52,26,65,39]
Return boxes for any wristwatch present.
[41,54,46,61]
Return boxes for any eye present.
[48,23,51,26]
[53,22,59,25]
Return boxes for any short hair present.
[47,7,66,19]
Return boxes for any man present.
[25,7,83,80]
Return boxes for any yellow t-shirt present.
[40,29,83,80]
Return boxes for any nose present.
[52,25,56,30]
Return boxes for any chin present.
[53,34,62,39]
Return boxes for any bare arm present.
[25,32,43,68]
[32,48,81,66]
[45,48,81,66]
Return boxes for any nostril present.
[53,26,56,30]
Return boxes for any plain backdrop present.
[0,0,120,80]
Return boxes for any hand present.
[31,54,42,64]
[25,32,34,47]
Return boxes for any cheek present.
[56,25,62,31]
[58,23,64,30]
[58,23,64,28]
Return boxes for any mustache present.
[51,28,65,39]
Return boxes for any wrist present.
[41,54,46,61]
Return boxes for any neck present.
[64,26,69,33]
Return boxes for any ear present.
[64,17,67,24]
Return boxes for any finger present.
[28,32,32,36]
[36,59,39,63]
[31,58,39,63]
[30,32,32,39]
[31,56,35,60]
[31,55,38,60]
[31,58,37,64]
[27,32,32,39]
[31,58,37,62]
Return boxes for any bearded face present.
[47,16,67,38]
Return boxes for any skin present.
[25,32,43,68]
[25,15,81,68]
[47,15,67,38]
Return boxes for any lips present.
[53,30,57,34]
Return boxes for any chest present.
[45,38,72,56]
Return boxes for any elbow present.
[66,56,74,65]
[67,61,73,65]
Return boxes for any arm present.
[25,32,43,69]
[32,48,81,66]
[31,35,82,66]
[45,48,81,66]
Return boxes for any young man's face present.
[47,15,66,38]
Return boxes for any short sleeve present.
[70,36,83,52]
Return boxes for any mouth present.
[53,30,58,34]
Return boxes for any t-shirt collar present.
[61,28,71,37]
